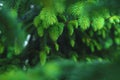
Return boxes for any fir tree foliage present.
[1,0,120,66]
[1,0,120,79]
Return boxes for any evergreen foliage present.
[0,0,120,79]
[0,0,120,63]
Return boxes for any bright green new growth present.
[78,15,90,30]
[92,16,105,31]
[1,0,120,80]
[1,0,120,66]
